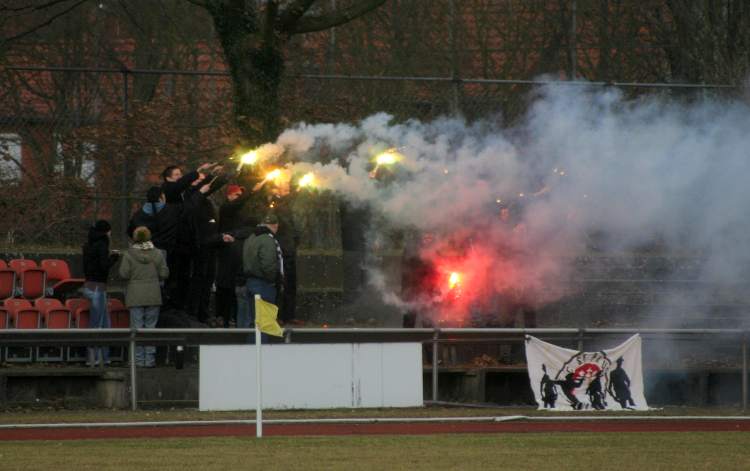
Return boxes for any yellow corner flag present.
[255,297,284,337]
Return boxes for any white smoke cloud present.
[268,83,750,322]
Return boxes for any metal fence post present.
[577,328,584,352]
[432,329,440,402]
[743,332,747,412]
[130,328,137,411]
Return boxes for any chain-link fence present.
[0,64,740,249]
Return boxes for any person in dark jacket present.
[240,213,282,328]
[160,163,213,309]
[119,226,169,367]
[215,184,252,327]
[126,186,181,252]
[161,163,214,204]
[185,173,235,323]
[81,219,120,367]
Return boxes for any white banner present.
[525,334,648,411]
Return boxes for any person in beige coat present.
[119,226,169,367]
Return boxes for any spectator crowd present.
[81,162,299,365]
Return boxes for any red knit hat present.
[226,184,244,197]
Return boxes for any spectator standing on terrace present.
[184,169,235,324]
[215,184,252,327]
[82,219,119,367]
[241,213,283,328]
[127,187,179,252]
[161,162,215,204]
[160,163,213,310]
[119,226,169,368]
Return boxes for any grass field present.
[1,432,749,470]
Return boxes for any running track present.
[2,418,750,441]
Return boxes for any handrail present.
[0,327,746,412]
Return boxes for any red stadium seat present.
[8,259,37,275]
[0,259,6,269]
[108,298,130,328]
[35,298,71,329]
[107,298,129,362]
[34,298,70,361]
[9,259,46,299]
[40,259,84,298]
[19,268,46,299]
[4,298,41,329]
[4,298,40,362]
[0,268,16,299]
[65,298,91,328]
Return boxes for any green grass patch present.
[1,432,749,470]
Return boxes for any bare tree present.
[187,0,386,144]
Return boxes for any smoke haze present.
[264,84,750,322]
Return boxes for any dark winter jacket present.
[215,190,252,289]
[82,228,118,284]
[128,202,181,251]
[162,170,199,204]
[242,226,283,283]
[118,243,169,307]
[183,176,228,249]
[268,194,300,256]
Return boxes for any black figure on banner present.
[586,370,607,410]
[540,364,558,409]
[608,357,636,409]
[555,369,584,410]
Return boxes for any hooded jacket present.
[82,227,118,284]
[242,225,283,283]
[118,243,169,307]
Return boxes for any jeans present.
[82,286,110,365]
[130,305,159,367]
[235,285,251,329]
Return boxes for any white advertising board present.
[199,343,423,411]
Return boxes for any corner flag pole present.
[255,294,263,438]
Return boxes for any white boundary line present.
[0,415,749,429]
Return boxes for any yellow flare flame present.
[448,272,461,290]
[265,169,282,181]
[240,150,258,166]
[298,172,316,188]
[375,149,400,166]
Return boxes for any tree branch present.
[0,0,74,14]
[287,0,386,35]
[277,0,316,31]
[2,0,89,43]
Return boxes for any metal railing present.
[0,327,747,411]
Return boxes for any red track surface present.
[1,420,749,441]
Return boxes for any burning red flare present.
[448,272,461,290]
